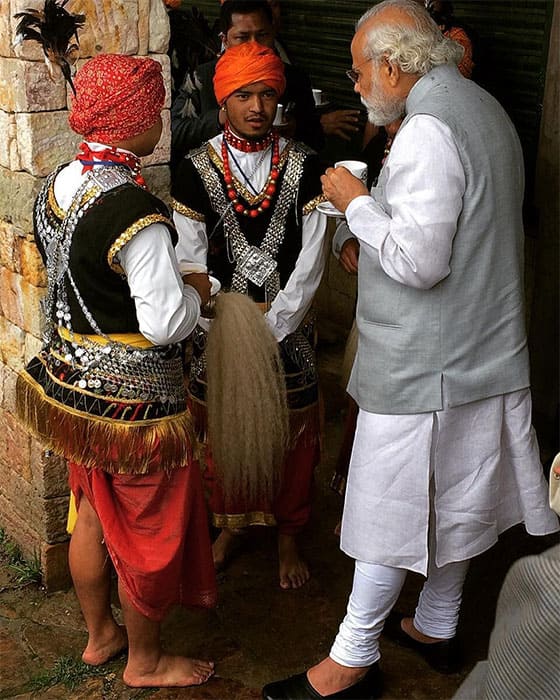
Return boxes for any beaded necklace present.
[223,122,274,152]
[222,123,280,218]
[76,142,146,188]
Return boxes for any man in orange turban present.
[171,38,328,591]
[213,42,286,106]
[170,0,323,163]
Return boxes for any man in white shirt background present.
[263,0,558,698]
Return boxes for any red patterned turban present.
[213,43,286,105]
[68,54,165,143]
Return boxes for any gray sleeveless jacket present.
[349,64,529,414]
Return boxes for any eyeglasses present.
[346,57,373,85]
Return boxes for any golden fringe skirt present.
[17,339,194,475]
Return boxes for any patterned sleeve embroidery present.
[170,198,206,222]
[302,193,327,215]
[107,214,173,273]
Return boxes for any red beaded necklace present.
[76,142,146,188]
[223,122,274,152]
[222,123,280,218]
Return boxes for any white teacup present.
[273,103,285,125]
[312,88,323,106]
[208,275,221,297]
[200,275,221,319]
[335,159,368,185]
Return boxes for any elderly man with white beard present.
[262,1,558,698]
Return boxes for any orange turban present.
[213,43,286,105]
[68,54,165,143]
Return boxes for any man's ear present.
[385,59,400,87]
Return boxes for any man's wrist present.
[332,221,353,257]
[345,194,372,221]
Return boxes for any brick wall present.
[0,0,173,590]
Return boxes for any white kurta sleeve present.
[172,209,209,274]
[265,208,328,342]
[345,115,466,290]
[117,222,201,345]
[332,220,354,258]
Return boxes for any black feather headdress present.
[13,0,86,94]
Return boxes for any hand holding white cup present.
[334,160,368,185]
[320,160,369,215]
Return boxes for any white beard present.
[361,74,406,126]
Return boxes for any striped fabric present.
[454,544,560,699]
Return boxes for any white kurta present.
[335,117,558,575]
[173,134,328,341]
[54,143,201,345]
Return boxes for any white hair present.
[357,0,463,75]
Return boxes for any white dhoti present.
[341,388,559,575]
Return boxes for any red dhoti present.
[204,429,320,535]
[189,316,321,535]
[69,461,217,621]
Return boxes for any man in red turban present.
[18,53,217,689]
[68,53,166,143]
[171,39,329,591]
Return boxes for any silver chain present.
[191,142,306,302]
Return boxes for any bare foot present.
[212,528,245,571]
[307,657,369,696]
[123,654,214,688]
[401,616,444,643]
[82,623,128,666]
[278,534,310,589]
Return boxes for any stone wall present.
[0,0,173,590]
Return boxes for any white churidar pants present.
[331,388,557,668]
[329,552,469,667]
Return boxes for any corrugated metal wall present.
[186,0,554,191]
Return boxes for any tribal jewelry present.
[224,143,269,196]
[222,131,280,218]
[223,121,274,152]
[76,142,146,188]
[190,140,307,301]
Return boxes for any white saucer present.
[315,100,331,108]
[208,275,221,296]
[273,120,289,127]
[317,201,345,217]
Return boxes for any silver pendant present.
[237,245,277,287]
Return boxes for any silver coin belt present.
[47,333,185,408]
[282,327,317,385]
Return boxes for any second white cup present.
[274,103,285,125]
[312,88,323,106]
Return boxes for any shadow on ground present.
[1,337,558,699]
